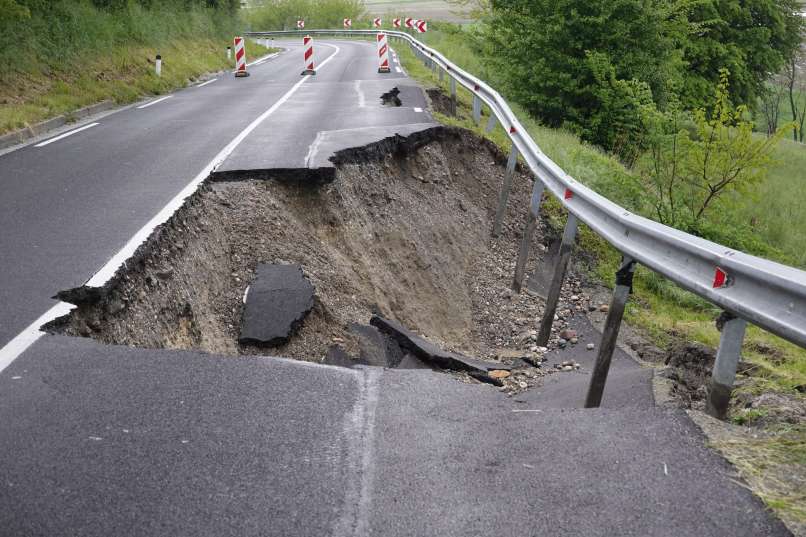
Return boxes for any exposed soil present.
[52,127,554,367]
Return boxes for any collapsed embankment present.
[51,127,555,363]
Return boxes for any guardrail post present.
[439,67,444,82]
[485,114,498,133]
[512,179,545,292]
[472,95,481,124]
[705,312,747,420]
[584,257,637,408]
[449,75,457,116]
[493,145,519,236]
[536,213,578,346]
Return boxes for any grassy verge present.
[1,39,278,135]
[395,34,806,526]
[0,4,278,135]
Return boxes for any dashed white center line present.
[34,122,99,147]
[195,79,217,88]
[413,107,423,113]
[137,95,173,109]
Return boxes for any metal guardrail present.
[247,29,806,417]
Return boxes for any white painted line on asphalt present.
[195,79,218,88]
[137,96,173,109]
[395,67,402,73]
[511,409,543,413]
[413,107,423,113]
[304,131,325,168]
[0,302,73,374]
[240,51,280,71]
[355,79,366,108]
[34,123,99,147]
[0,43,342,376]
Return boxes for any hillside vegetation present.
[0,0,253,135]
[397,24,805,527]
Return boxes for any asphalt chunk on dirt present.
[238,263,314,347]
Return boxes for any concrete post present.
[512,180,545,292]
[536,214,578,346]
[472,95,481,124]
[485,114,498,133]
[584,257,637,408]
[705,312,747,420]
[227,46,231,60]
[493,145,519,237]
[155,54,162,77]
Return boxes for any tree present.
[481,0,692,161]
[784,52,806,142]
[682,0,803,111]
[639,70,792,228]
[759,76,787,136]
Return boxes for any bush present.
[481,0,687,162]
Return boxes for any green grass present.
[728,137,806,268]
[0,39,278,135]
[0,3,265,135]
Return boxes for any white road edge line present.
[195,78,218,88]
[0,43,342,375]
[413,107,423,113]
[34,123,99,148]
[136,95,173,109]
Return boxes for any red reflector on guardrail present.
[713,267,732,289]
[564,189,573,200]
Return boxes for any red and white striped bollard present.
[377,33,390,73]
[233,37,249,77]
[302,35,316,75]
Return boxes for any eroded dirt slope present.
[54,127,551,362]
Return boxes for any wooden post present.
[492,145,519,237]
[536,213,578,346]
[512,179,545,292]
[584,257,637,408]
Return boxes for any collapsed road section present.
[50,127,564,384]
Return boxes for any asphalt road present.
[0,336,789,536]
[0,38,433,350]
[0,38,790,536]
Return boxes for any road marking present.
[355,79,366,108]
[395,67,402,73]
[511,409,542,413]
[137,96,173,109]
[413,107,423,113]
[304,131,325,168]
[0,43,342,376]
[195,79,218,88]
[241,51,280,71]
[34,123,99,147]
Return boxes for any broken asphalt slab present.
[370,315,510,374]
[239,263,314,347]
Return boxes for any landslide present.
[53,127,553,363]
